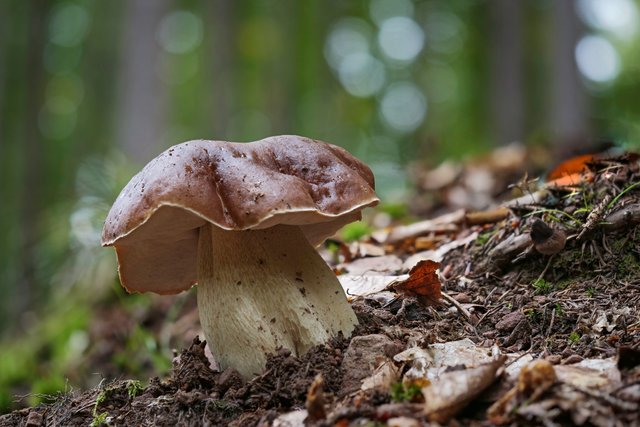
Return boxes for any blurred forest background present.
[2,0,640,412]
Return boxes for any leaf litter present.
[2,148,640,426]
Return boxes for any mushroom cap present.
[102,135,379,295]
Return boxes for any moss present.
[553,303,564,317]
[618,252,640,277]
[340,221,373,242]
[90,380,144,426]
[390,382,422,403]
[0,303,90,411]
[532,278,552,295]
[378,203,409,220]
[475,230,493,246]
[90,411,109,427]
[91,388,110,427]
[568,331,581,344]
[557,279,572,290]
[125,380,144,399]
[525,308,541,323]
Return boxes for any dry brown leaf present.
[305,374,326,421]
[422,356,507,424]
[360,359,401,392]
[389,260,442,307]
[487,359,557,424]
[387,416,422,427]
[340,254,403,276]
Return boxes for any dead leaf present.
[305,374,326,421]
[487,359,557,424]
[548,153,594,179]
[388,260,442,307]
[349,241,386,258]
[387,416,422,427]
[394,339,494,382]
[545,171,593,188]
[339,275,407,299]
[272,409,308,427]
[422,356,507,424]
[339,254,403,276]
[361,359,401,392]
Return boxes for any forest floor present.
[2,148,639,426]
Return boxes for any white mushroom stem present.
[197,222,358,378]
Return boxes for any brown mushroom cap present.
[102,135,379,295]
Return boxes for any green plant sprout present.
[90,380,143,426]
[340,221,373,242]
[532,278,552,295]
[91,389,109,427]
[378,203,409,220]
[390,382,422,403]
[568,331,581,344]
[607,181,640,210]
[553,303,564,317]
[90,412,109,427]
[525,308,541,323]
[125,380,144,399]
[524,208,582,227]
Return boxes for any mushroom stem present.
[197,222,358,378]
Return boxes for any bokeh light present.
[424,11,464,55]
[378,16,424,63]
[338,53,386,98]
[575,35,621,84]
[369,0,414,26]
[577,0,639,40]
[48,3,91,47]
[379,82,427,132]
[156,11,203,54]
[324,18,372,70]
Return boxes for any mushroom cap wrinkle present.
[101,135,379,295]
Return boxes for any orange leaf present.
[390,260,442,307]
[545,171,593,188]
[547,154,593,181]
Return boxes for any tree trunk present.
[18,1,49,316]
[550,0,590,156]
[489,0,524,146]
[115,0,170,164]
[209,0,235,138]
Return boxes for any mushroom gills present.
[197,223,358,378]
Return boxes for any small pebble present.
[483,330,497,339]
[495,311,526,332]
[454,292,471,303]
[562,354,584,364]
[25,411,43,427]
[545,354,562,365]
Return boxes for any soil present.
[2,152,639,426]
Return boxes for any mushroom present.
[101,135,379,378]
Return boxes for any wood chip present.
[465,206,510,225]
[383,209,466,243]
